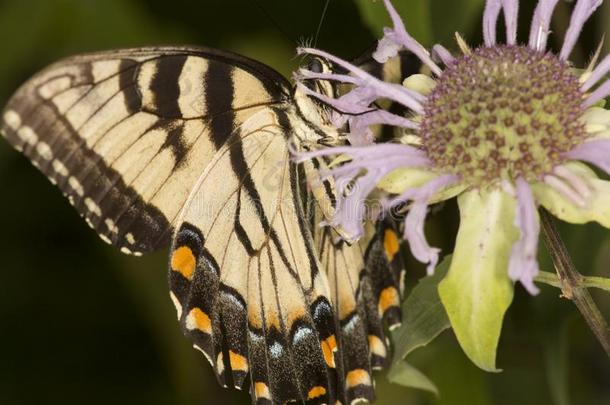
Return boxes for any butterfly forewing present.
[0,47,291,254]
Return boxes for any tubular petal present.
[502,0,519,45]
[583,78,610,108]
[405,201,440,275]
[533,162,610,229]
[565,138,610,175]
[543,174,588,207]
[528,0,560,50]
[432,44,455,65]
[582,55,610,92]
[508,178,540,295]
[560,0,603,60]
[372,0,441,75]
[298,47,425,114]
[553,165,592,200]
[483,0,503,46]
[402,175,460,274]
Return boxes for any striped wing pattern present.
[168,104,406,403]
[312,215,406,404]
[0,47,290,254]
[1,47,414,404]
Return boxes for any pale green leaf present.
[438,189,516,372]
[378,167,437,194]
[391,255,451,361]
[388,361,439,396]
[378,168,467,204]
[533,162,610,229]
[582,107,610,136]
[354,0,432,45]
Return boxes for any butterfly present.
[0,45,420,404]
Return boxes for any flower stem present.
[536,271,610,293]
[540,209,610,358]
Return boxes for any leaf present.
[354,0,432,46]
[438,189,516,372]
[391,255,451,361]
[387,361,439,395]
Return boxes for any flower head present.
[294,0,610,297]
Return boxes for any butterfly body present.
[1,45,415,404]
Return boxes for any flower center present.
[420,45,586,185]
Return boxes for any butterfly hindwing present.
[0,46,291,255]
[311,210,406,404]
[169,107,336,404]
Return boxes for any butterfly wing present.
[312,211,406,404]
[2,44,410,404]
[169,107,343,404]
[0,46,291,254]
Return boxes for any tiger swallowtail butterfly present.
[0,45,420,404]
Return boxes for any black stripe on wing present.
[1,47,292,254]
[1,67,172,253]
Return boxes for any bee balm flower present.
[294,0,610,369]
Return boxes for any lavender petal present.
[372,0,441,75]
[405,201,440,275]
[502,0,519,45]
[508,177,540,295]
[483,0,503,46]
[582,55,610,92]
[584,78,610,108]
[560,0,603,60]
[543,174,588,208]
[432,44,455,65]
[528,0,559,50]
[553,165,592,200]
[402,174,460,274]
[565,139,610,174]
[298,47,425,114]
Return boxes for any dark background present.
[0,0,608,404]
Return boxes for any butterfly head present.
[292,57,345,148]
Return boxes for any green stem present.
[536,271,610,293]
[539,209,610,358]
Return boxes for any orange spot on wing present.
[346,369,371,388]
[229,350,249,372]
[265,310,281,330]
[378,287,400,315]
[368,335,387,358]
[171,246,196,280]
[384,229,400,262]
[186,308,211,333]
[287,306,306,329]
[255,382,270,399]
[307,386,327,399]
[321,335,337,368]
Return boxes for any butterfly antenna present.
[249,0,293,46]
[314,0,331,48]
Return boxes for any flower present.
[293,0,610,300]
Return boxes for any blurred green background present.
[0,0,608,404]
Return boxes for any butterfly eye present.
[308,58,324,73]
